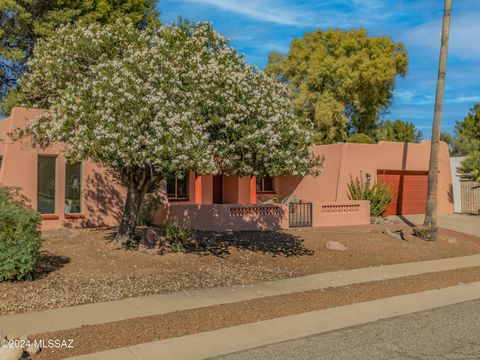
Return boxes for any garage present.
[377,170,429,216]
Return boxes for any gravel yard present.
[33,266,480,360]
[1,225,479,315]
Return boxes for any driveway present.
[389,213,480,237]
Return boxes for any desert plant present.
[138,194,163,226]
[348,174,393,217]
[162,221,192,253]
[0,186,41,281]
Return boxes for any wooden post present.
[249,175,257,205]
[194,174,202,204]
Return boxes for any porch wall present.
[156,200,370,231]
[158,204,289,231]
[311,201,370,227]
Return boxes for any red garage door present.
[377,170,428,215]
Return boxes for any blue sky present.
[159,0,480,137]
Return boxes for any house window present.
[65,162,82,214]
[38,156,56,214]
[256,176,275,193]
[167,175,188,199]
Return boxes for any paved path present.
[68,282,480,360]
[3,254,480,336]
[217,299,480,360]
[390,213,480,237]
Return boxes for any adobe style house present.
[0,108,454,231]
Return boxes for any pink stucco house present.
[0,108,454,231]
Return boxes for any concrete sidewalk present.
[68,282,480,360]
[2,254,480,336]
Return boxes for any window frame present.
[166,175,189,200]
[256,176,275,193]
[37,155,57,215]
[64,161,83,215]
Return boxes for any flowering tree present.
[18,20,322,246]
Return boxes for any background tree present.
[417,0,452,241]
[0,0,159,113]
[266,29,408,143]
[376,119,422,143]
[440,131,453,145]
[346,133,376,144]
[450,103,480,156]
[18,20,321,247]
[459,152,480,182]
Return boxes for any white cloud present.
[181,0,313,27]
[404,14,480,60]
[180,0,398,28]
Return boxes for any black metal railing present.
[289,202,313,227]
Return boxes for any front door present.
[212,175,223,204]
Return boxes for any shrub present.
[138,194,163,226]
[0,186,41,281]
[162,221,192,252]
[348,174,393,217]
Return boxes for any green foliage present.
[440,131,453,145]
[138,194,163,226]
[459,151,480,182]
[346,133,376,144]
[266,29,408,142]
[0,186,41,281]
[18,20,321,246]
[0,0,159,113]
[376,119,422,143]
[451,103,480,156]
[162,221,192,253]
[348,174,393,217]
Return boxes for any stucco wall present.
[275,141,453,214]
[0,108,126,230]
[0,107,454,232]
[161,200,370,231]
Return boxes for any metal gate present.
[460,179,480,214]
[289,202,312,227]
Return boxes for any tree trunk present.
[419,0,452,240]
[115,180,150,248]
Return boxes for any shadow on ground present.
[33,252,71,279]
[393,215,417,228]
[110,227,313,257]
[189,231,314,257]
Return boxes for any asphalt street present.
[215,299,480,360]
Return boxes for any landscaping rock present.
[371,216,403,225]
[325,241,347,251]
[383,228,407,241]
[0,347,24,360]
